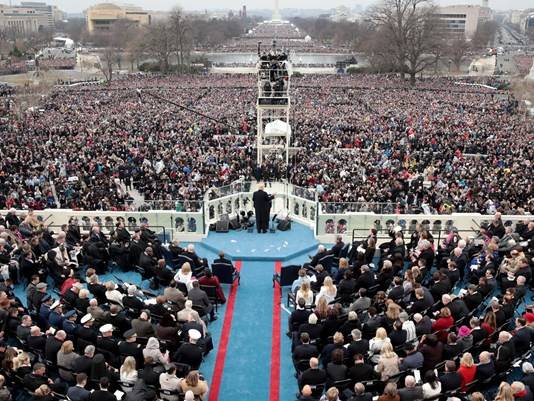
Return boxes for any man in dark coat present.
[252,182,273,233]
[172,328,203,370]
[299,357,327,390]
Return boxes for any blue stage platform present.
[198,221,319,261]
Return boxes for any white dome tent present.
[264,119,291,137]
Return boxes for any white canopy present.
[265,119,291,137]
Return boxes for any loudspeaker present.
[215,220,229,233]
[277,219,291,231]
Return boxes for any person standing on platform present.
[253,182,273,233]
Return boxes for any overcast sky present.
[6,0,531,13]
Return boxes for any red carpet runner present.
[269,261,282,401]
[208,260,242,401]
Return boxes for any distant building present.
[85,3,151,33]
[330,6,354,22]
[511,9,534,34]
[434,5,493,40]
[242,5,247,18]
[20,2,65,26]
[0,2,64,34]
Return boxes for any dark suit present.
[513,327,533,356]
[495,341,515,372]
[448,299,469,321]
[464,291,483,311]
[123,295,145,313]
[173,342,203,370]
[439,371,462,391]
[289,309,312,332]
[399,386,423,401]
[347,339,369,358]
[253,189,272,233]
[299,367,327,389]
[67,385,91,401]
[45,336,63,365]
[476,361,495,381]
[348,393,373,401]
[348,362,376,382]
[89,389,116,401]
[293,344,319,362]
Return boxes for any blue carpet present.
[198,222,318,261]
[215,260,275,400]
[12,224,322,401]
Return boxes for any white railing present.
[2,181,531,244]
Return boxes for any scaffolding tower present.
[256,42,292,167]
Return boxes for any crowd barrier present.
[2,182,530,244]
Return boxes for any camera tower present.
[256,41,292,167]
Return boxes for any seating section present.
[286,216,534,400]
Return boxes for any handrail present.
[45,224,171,243]
[351,227,480,246]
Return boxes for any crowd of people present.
[0,73,532,214]
[0,210,236,400]
[288,213,534,401]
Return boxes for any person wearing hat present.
[49,300,65,329]
[62,310,78,336]
[76,314,98,349]
[97,323,120,368]
[457,326,474,352]
[38,294,53,324]
[31,282,48,311]
[172,328,203,370]
[118,328,143,366]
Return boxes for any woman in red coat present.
[432,307,455,342]
[457,352,477,391]
[198,269,226,304]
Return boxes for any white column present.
[272,0,281,21]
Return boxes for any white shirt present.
[316,286,337,304]
[296,289,314,306]
[174,270,194,290]
[422,382,442,399]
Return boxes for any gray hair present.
[85,345,95,356]
[523,362,534,374]
[351,329,362,340]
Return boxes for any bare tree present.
[98,45,114,83]
[110,19,137,70]
[169,8,192,69]
[144,22,173,73]
[125,29,146,71]
[471,21,498,49]
[368,0,441,84]
[447,34,470,73]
